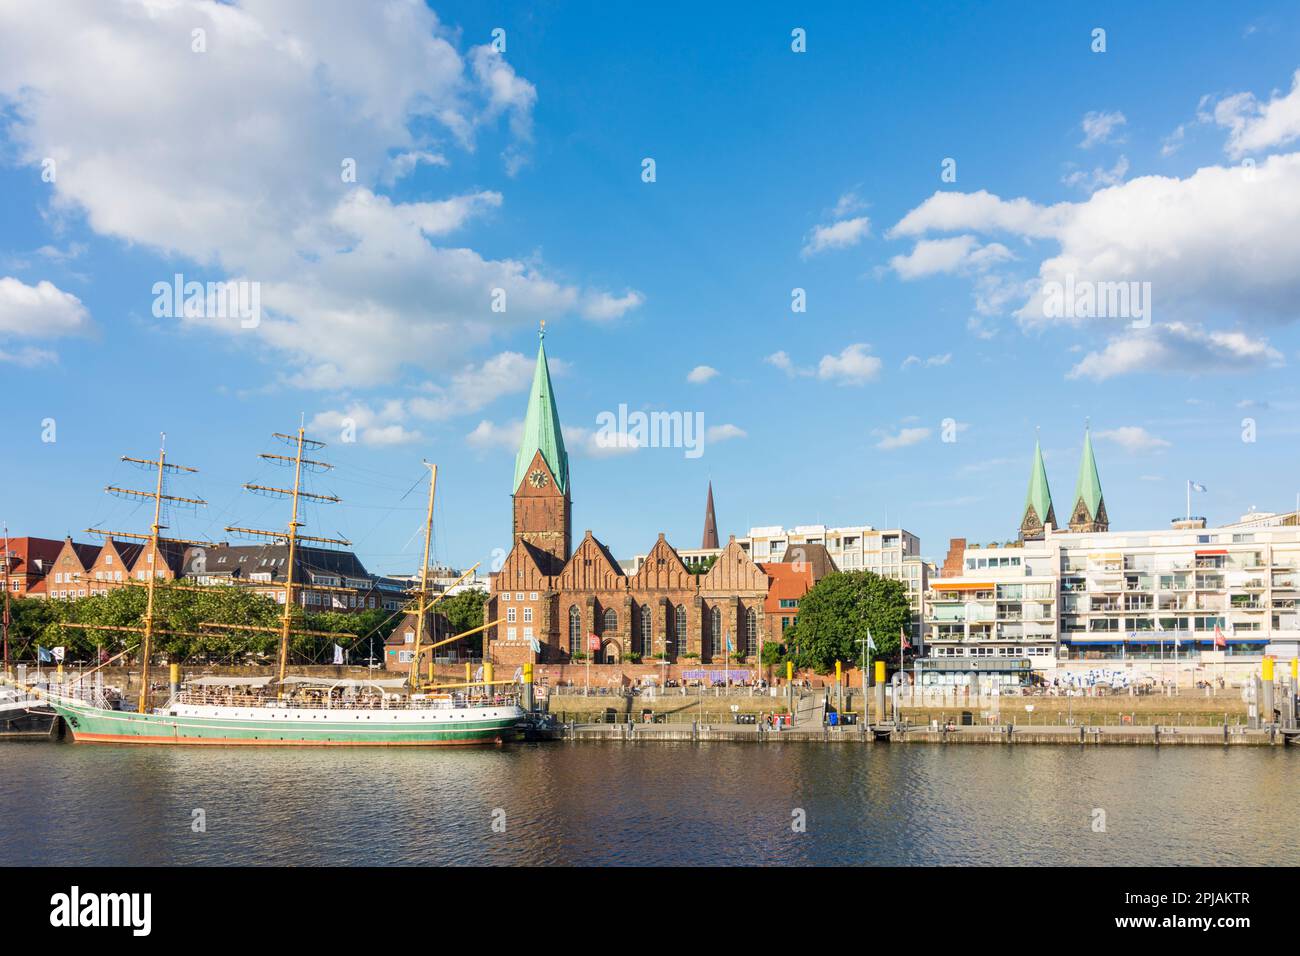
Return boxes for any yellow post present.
[465,661,472,683]
[1292,658,1298,682]
[524,662,534,685]
[785,660,793,682]
[875,660,886,684]
[484,662,494,688]
[835,660,842,684]
[169,662,179,684]
[427,660,433,682]
[1263,656,1274,682]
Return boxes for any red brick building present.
[484,331,805,670]
[44,537,103,600]
[83,537,143,597]
[0,537,65,599]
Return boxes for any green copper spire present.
[1021,438,1055,536]
[513,325,569,494]
[1073,425,1104,521]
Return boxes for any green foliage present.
[687,555,718,575]
[438,588,487,638]
[760,640,787,667]
[625,651,642,664]
[7,585,400,665]
[781,571,910,674]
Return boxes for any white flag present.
[332,643,344,665]
[52,646,66,662]
[1190,481,1207,493]
[528,636,541,653]
[866,630,876,653]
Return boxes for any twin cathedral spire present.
[1019,426,1108,540]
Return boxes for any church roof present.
[513,333,569,494]
[1024,439,1054,525]
[701,482,719,549]
[1073,426,1104,518]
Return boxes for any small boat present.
[0,684,58,739]
[48,674,523,746]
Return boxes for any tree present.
[782,571,910,673]
[438,588,486,638]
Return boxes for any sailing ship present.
[44,428,525,746]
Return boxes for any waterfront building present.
[923,433,1300,665]
[0,537,65,598]
[42,537,101,600]
[485,329,833,669]
[83,537,142,597]
[183,543,384,611]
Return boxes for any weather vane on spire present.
[539,319,546,341]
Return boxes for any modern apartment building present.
[629,522,928,640]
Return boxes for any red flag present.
[1213,624,1226,649]
[900,627,911,651]
[587,632,601,652]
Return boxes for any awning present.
[1195,549,1228,556]
[185,675,276,688]
[935,582,994,591]
[277,675,410,689]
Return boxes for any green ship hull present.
[50,696,524,747]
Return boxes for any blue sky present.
[3,1,1300,574]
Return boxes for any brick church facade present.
[483,330,805,670]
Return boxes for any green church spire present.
[513,324,569,494]
[1020,438,1055,539]
[1069,425,1108,531]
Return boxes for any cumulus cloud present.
[889,235,1012,279]
[1094,426,1172,453]
[1080,110,1127,148]
[1062,155,1130,192]
[686,365,719,384]
[1212,69,1300,158]
[705,423,746,442]
[0,276,92,364]
[801,216,870,258]
[901,353,952,369]
[875,427,931,450]
[817,343,882,385]
[1067,323,1283,381]
[0,1,640,389]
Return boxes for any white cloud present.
[309,401,422,447]
[466,418,522,450]
[705,423,746,442]
[1211,69,1300,158]
[892,153,1300,338]
[0,277,91,338]
[1080,110,1127,148]
[1062,155,1130,192]
[801,216,870,258]
[1094,426,1172,453]
[686,365,719,384]
[831,191,868,218]
[764,351,797,374]
[901,353,952,369]
[580,290,644,321]
[889,235,1012,279]
[0,1,640,389]
[875,427,931,450]
[817,343,882,385]
[1068,323,1284,381]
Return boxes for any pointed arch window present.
[709,606,722,659]
[674,605,686,657]
[603,608,618,635]
[744,607,757,657]
[568,606,582,657]
[640,604,653,657]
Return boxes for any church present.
[483,328,826,669]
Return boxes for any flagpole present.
[1186,479,1191,522]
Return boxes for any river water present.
[2,741,1295,866]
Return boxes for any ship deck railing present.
[170,691,519,711]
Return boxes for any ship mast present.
[408,462,438,692]
[79,435,207,711]
[227,424,349,688]
[2,523,11,679]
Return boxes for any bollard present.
[1262,660,1276,727]
[521,662,534,712]
[874,661,886,725]
[169,662,180,700]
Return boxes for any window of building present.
[507,627,517,641]
[568,606,582,656]
[529,592,538,601]
[507,607,517,624]
[709,606,721,658]
[640,604,653,656]
[744,607,757,657]
[674,605,686,655]
[523,607,534,624]
[603,608,617,634]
